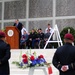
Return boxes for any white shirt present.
[21,27,28,35]
[45,27,54,34]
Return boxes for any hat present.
[64,33,74,41]
[0,31,6,38]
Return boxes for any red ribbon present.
[48,66,52,74]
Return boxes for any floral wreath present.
[12,50,52,74]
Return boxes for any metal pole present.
[26,0,29,32]
[1,0,4,29]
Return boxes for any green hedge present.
[60,27,75,45]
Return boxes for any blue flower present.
[40,58,46,63]
[31,60,37,66]
[20,62,23,67]
[36,58,46,64]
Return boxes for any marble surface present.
[29,0,53,18]
[56,0,75,16]
[0,2,2,20]
[4,0,26,19]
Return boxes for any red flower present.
[23,58,28,63]
[38,55,44,59]
[30,55,35,61]
[22,54,27,58]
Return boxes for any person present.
[52,33,75,75]
[21,25,28,36]
[37,28,44,40]
[20,30,29,49]
[27,29,37,49]
[37,28,45,48]
[44,29,52,48]
[13,19,22,49]
[45,23,54,34]
[44,29,51,40]
[0,31,11,75]
[45,23,54,41]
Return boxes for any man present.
[13,19,22,48]
[45,23,54,34]
[20,30,29,49]
[0,31,11,75]
[45,24,54,41]
[37,28,44,40]
[52,33,75,75]
[21,25,28,35]
[37,28,45,48]
[27,29,37,49]
[44,29,51,40]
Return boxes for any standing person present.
[52,33,75,75]
[45,23,54,41]
[45,23,54,34]
[21,25,28,35]
[13,19,22,49]
[0,31,11,75]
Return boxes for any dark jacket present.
[13,22,22,39]
[37,32,44,40]
[13,22,22,48]
[0,40,11,75]
[52,43,75,75]
[29,32,37,40]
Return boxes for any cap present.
[0,31,6,38]
[64,33,74,41]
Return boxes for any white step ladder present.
[44,24,63,49]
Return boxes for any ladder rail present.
[44,24,63,49]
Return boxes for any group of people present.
[0,19,75,75]
[13,19,54,49]
[0,30,75,75]
[13,19,75,75]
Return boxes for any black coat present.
[13,22,22,39]
[52,43,75,75]
[37,32,44,40]
[13,22,22,48]
[29,32,37,40]
[0,40,11,75]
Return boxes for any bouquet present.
[12,51,50,69]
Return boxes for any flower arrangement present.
[12,51,50,69]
